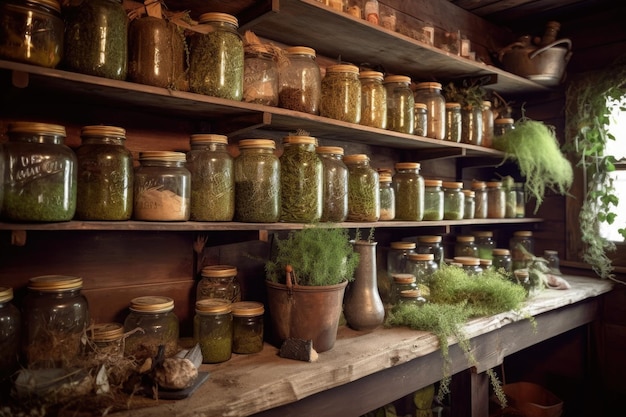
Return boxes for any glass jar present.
[384,75,414,134]
[75,125,134,220]
[189,12,244,100]
[124,296,179,361]
[514,269,542,297]
[278,46,322,114]
[364,0,380,24]
[86,322,124,359]
[344,154,380,222]
[480,258,493,272]
[514,183,526,218]
[187,134,235,221]
[393,162,424,221]
[442,181,464,220]
[504,184,517,218]
[22,275,89,368]
[280,135,323,223]
[194,298,232,363]
[234,139,280,223]
[414,82,445,140]
[544,250,561,275]
[416,235,444,268]
[321,64,361,123]
[316,146,348,222]
[472,180,488,219]
[133,151,190,221]
[486,181,505,219]
[3,122,77,222]
[461,105,483,146]
[197,265,241,304]
[378,172,395,220]
[397,289,427,307]
[481,101,494,147]
[387,241,416,276]
[390,273,417,306]
[63,0,128,80]
[243,44,279,106]
[492,248,512,274]
[454,256,482,276]
[444,102,462,143]
[473,231,495,260]
[423,179,444,220]
[463,190,475,219]
[455,235,478,258]
[510,231,535,270]
[414,103,428,136]
[0,0,63,68]
[359,70,387,129]
[407,253,438,300]
[231,301,264,354]
[494,118,515,137]
[0,287,20,381]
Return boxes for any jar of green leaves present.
[384,75,414,134]
[359,70,387,129]
[320,64,362,123]
[316,146,348,222]
[393,162,424,221]
[344,154,379,222]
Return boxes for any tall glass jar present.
[0,287,20,381]
[442,181,464,220]
[473,230,495,260]
[414,103,428,136]
[279,135,322,223]
[463,190,475,219]
[472,180,488,219]
[387,241,416,276]
[390,273,417,306]
[243,44,279,106]
[416,235,444,268]
[407,253,438,300]
[481,101,494,147]
[461,105,483,146]
[393,162,424,221]
[194,298,232,363]
[486,181,505,219]
[63,0,128,80]
[494,118,515,137]
[379,172,395,220]
[504,183,517,218]
[278,46,321,114]
[22,275,89,368]
[316,146,348,222]
[321,64,361,123]
[344,154,379,222]
[514,183,526,218]
[75,125,134,220]
[0,0,64,68]
[423,179,444,220]
[444,102,462,143]
[3,122,76,222]
[231,301,264,354]
[359,70,387,129]
[492,248,512,273]
[197,265,241,304]
[187,134,235,221]
[510,231,535,270]
[124,296,179,361]
[128,16,187,90]
[133,151,190,221]
[234,139,280,222]
[455,235,478,258]
[189,12,243,100]
[384,75,414,134]
[414,82,445,140]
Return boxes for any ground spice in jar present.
[278,46,321,114]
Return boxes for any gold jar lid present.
[81,125,126,138]
[201,265,237,278]
[408,253,434,262]
[379,172,392,182]
[399,289,421,299]
[359,70,384,81]
[454,256,481,266]
[473,231,493,237]
[383,75,411,84]
[414,103,427,110]
[395,162,420,170]
[415,82,442,90]
[486,181,503,188]
[0,287,14,303]
[343,154,369,164]
[198,12,238,27]
[492,248,511,256]
[418,235,442,243]
[513,230,533,237]
[442,181,463,189]
[139,151,186,162]
[231,301,264,317]
[390,241,416,250]
[283,135,317,145]
[392,273,416,284]
[8,122,66,137]
[285,46,316,57]
[316,146,344,155]
[89,322,124,343]
[28,275,83,292]
[190,134,228,145]
[480,259,492,267]
[326,64,359,74]
[195,298,232,314]
[424,179,443,187]
[130,296,174,313]
[495,118,515,124]
[456,235,475,242]
[238,139,276,150]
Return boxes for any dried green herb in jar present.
[359,71,387,129]
[320,64,361,123]
[393,162,424,221]
[316,146,348,222]
[384,75,414,134]
[344,154,379,222]
[194,299,232,363]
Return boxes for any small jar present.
[423,179,444,221]
[344,154,380,222]
[393,162,424,221]
[187,134,235,221]
[544,250,561,275]
[359,70,387,129]
[514,183,526,218]
[189,12,244,100]
[316,146,348,222]
[494,118,515,137]
[510,231,535,270]
[407,253,438,300]
[480,258,493,272]
[461,105,483,146]
[194,298,232,363]
[63,0,128,80]
[486,181,505,219]
[472,180,488,219]
[413,103,428,136]
[0,287,21,380]
[3,122,77,222]
[320,64,361,123]
[197,265,241,304]
[124,296,179,361]
[481,101,494,147]
[22,275,89,368]
[384,75,414,134]
[243,44,279,106]
[75,125,134,220]
[414,82,445,140]
[231,301,264,354]
[463,190,475,219]
[444,102,462,143]
[133,151,190,221]
[387,241,416,276]
[0,0,64,68]
[278,46,322,114]
[390,273,417,306]
[514,269,542,297]
[378,172,395,221]
[492,248,512,273]
[86,322,124,358]
[454,256,482,276]
[504,184,517,218]
[416,235,444,268]
[455,235,478,258]
[473,231,495,260]
[397,289,427,307]
[442,181,464,220]
[234,139,280,223]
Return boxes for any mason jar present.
[481,101,494,147]
[75,125,134,220]
[234,139,280,223]
[387,241,416,276]
[423,179,444,221]
[316,146,348,222]
[0,287,21,381]
[63,0,128,80]
[494,118,515,137]
[278,46,321,114]
[378,172,395,220]
[416,235,445,268]
[390,273,417,306]
[454,256,482,276]
[359,70,387,129]
[510,230,535,271]
[22,275,89,368]
[243,44,279,106]
[486,181,505,219]
[189,12,243,100]
[397,289,427,307]
[86,322,125,359]
[194,298,232,363]
[133,151,190,221]
[124,296,179,361]
[444,102,462,143]
[407,253,438,300]
[197,265,241,304]
[463,190,475,219]
[231,301,264,354]
[455,235,478,258]
[0,0,63,68]
[344,154,379,222]
[187,134,235,221]
[384,75,414,134]
[472,180,488,219]
[544,250,561,275]
[473,230,495,260]
[442,181,464,220]
[505,184,517,218]
[480,258,492,272]
[414,103,428,136]
[3,122,76,222]
[320,64,361,123]
[393,162,424,221]
[461,104,483,145]
[514,183,526,218]
[492,248,512,273]
[414,82,445,140]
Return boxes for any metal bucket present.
[499,38,572,86]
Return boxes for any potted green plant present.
[265,226,360,352]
